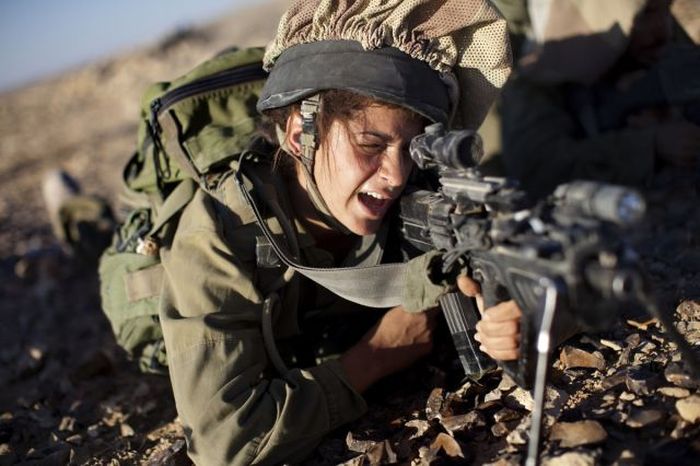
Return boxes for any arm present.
[500,77,657,198]
[159,191,366,465]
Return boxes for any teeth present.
[363,191,386,200]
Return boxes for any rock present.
[425,387,444,420]
[625,333,641,348]
[626,367,661,395]
[87,423,101,438]
[626,318,658,331]
[429,433,464,459]
[405,419,430,439]
[657,386,691,398]
[58,416,76,432]
[619,392,636,401]
[549,420,607,448]
[494,408,521,423]
[346,432,376,453]
[665,363,697,389]
[676,300,700,321]
[676,395,700,423]
[440,411,485,433]
[600,339,622,351]
[506,417,530,445]
[65,434,82,445]
[146,438,189,466]
[600,371,626,390]
[507,387,533,411]
[543,451,597,466]
[491,422,509,437]
[16,345,45,379]
[120,422,135,437]
[484,388,503,403]
[559,346,605,370]
[626,409,664,428]
[505,386,567,419]
[497,374,517,392]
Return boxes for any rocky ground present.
[1,1,700,464]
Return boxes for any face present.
[309,104,424,236]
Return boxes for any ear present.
[284,110,304,156]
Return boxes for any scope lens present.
[616,192,646,224]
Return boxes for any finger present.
[480,346,520,361]
[476,334,520,351]
[476,319,519,338]
[482,301,522,322]
[457,275,481,297]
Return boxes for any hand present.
[655,120,700,167]
[340,306,438,393]
[457,275,522,361]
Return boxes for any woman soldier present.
[158,0,519,464]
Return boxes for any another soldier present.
[500,0,700,199]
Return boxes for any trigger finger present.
[457,275,481,297]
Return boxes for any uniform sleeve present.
[500,77,657,199]
[159,191,367,466]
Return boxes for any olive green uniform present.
[159,163,390,465]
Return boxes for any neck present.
[287,166,356,261]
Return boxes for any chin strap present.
[297,94,353,235]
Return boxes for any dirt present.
[1,1,699,464]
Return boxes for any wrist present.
[340,340,383,393]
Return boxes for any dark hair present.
[260,89,426,171]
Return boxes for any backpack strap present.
[234,157,407,309]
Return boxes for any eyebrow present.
[358,130,393,141]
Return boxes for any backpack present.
[98,46,269,374]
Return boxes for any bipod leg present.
[525,278,561,466]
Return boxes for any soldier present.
[156,1,521,464]
[500,0,700,199]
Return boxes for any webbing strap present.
[148,178,197,237]
[233,165,407,309]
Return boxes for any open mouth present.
[358,191,391,216]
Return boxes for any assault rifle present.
[399,123,700,465]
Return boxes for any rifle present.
[399,123,700,465]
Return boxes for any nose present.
[378,148,410,188]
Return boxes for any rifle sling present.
[235,161,407,309]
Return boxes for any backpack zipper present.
[149,62,268,135]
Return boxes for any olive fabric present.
[159,161,393,465]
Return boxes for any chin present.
[345,218,382,236]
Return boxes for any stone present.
[600,339,622,351]
[346,432,376,453]
[676,300,700,321]
[625,333,641,348]
[484,388,503,403]
[58,416,76,432]
[559,346,605,370]
[494,408,521,423]
[665,363,698,389]
[626,318,658,331]
[497,373,517,392]
[65,434,82,445]
[619,392,636,401]
[676,395,700,423]
[657,386,691,398]
[549,420,607,448]
[491,422,509,437]
[440,411,485,433]
[506,417,530,445]
[543,451,597,466]
[429,433,464,458]
[425,387,444,420]
[120,423,135,437]
[405,419,430,440]
[600,371,626,390]
[626,367,661,395]
[626,409,664,428]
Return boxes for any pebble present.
[626,367,661,395]
[491,422,509,437]
[58,416,76,432]
[494,408,521,423]
[676,395,700,423]
[657,386,690,398]
[559,346,605,370]
[425,388,444,420]
[440,411,485,433]
[549,420,607,448]
[600,371,626,390]
[619,391,636,401]
[664,363,697,389]
[404,419,430,440]
[600,339,622,351]
[626,409,664,428]
[543,451,597,466]
[429,433,463,458]
[506,417,530,445]
[120,422,135,437]
[65,434,82,445]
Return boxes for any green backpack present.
[98,46,269,374]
